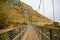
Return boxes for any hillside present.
[21,2,52,26]
[0,0,53,29]
[0,1,28,29]
[0,1,60,40]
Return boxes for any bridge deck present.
[22,25,41,40]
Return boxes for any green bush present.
[32,20,39,22]
[23,21,28,25]
[0,30,18,40]
[8,30,18,40]
[23,22,28,25]
[44,22,60,28]
[0,0,7,2]
[53,22,60,28]
[0,12,13,29]
[0,12,8,29]
[0,33,10,40]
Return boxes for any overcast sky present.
[20,0,60,22]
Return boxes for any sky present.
[20,0,60,22]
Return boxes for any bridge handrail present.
[0,24,25,34]
[12,27,27,40]
[38,30,51,40]
[42,26,60,31]
[34,24,60,31]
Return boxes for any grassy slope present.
[0,2,28,28]
[21,2,52,26]
[0,1,52,28]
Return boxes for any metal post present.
[19,28,21,40]
[41,27,43,40]
[8,31,13,40]
[49,29,53,40]
[52,0,55,21]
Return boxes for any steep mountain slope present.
[0,2,28,29]
[21,2,52,26]
[0,1,52,29]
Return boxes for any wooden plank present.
[12,27,27,40]
[22,25,40,40]
[0,25,25,34]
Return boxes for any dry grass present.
[0,1,52,27]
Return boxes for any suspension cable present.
[37,0,42,17]
[52,0,55,21]
[43,0,45,15]
[38,0,42,12]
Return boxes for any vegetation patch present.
[0,12,13,29]
[0,0,7,2]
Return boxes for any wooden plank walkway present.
[22,25,41,40]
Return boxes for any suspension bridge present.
[0,0,60,40]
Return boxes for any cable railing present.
[0,24,25,34]
[0,25,28,40]
[12,26,28,40]
[33,25,51,40]
[33,25,60,40]
[0,24,60,40]
[33,23,60,31]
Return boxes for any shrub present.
[0,12,12,29]
[0,33,10,40]
[0,0,7,2]
[52,22,60,28]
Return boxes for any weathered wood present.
[33,24,60,31]
[22,25,40,40]
[12,27,26,40]
[0,25,25,34]
[38,30,51,40]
